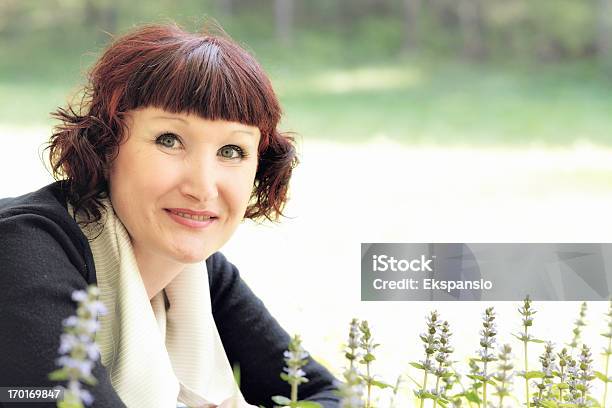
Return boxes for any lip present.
[166,208,218,217]
[164,209,216,229]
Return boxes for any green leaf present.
[371,379,392,389]
[295,401,323,408]
[517,371,545,380]
[409,362,425,370]
[540,401,558,408]
[233,363,241,387]
[420,391,435,399]
[464,390,481,403]
[81,375,98,386]
[58,401,84,408]
[530,338,545,343]
[436,399,448,407]
[363,353,376,363]
[595,371,611,382]
[492,389,511,398]
[587,395,602,407]
[48,368,68,381]
[407,375,423,388]
[272,395,292,405]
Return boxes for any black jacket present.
[0,181,340,407]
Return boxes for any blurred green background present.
[1,0,611,146]
[2,5,612,401]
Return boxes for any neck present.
[132,245,185,300]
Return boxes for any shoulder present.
[0,181,95,284]
[205,251,239,290]
[205,251,260,313]
[1,180,69,215]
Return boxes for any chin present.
[169,246,210,264]
[179,252,209,264]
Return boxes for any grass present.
[1,24,612,147]
[275,59,612,147]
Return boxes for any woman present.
[0,22,340,407]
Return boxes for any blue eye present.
[156,133,181,149]
[218,145,246,160]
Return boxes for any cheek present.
[226,169,257,215]
[109,147,172,223]
[114,150,175,194]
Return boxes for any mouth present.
[164,209,218,228]
[165,209,215,221]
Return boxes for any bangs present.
[118,32,280,134]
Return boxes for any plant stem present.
[499,376,506,408]
[366,359,371,408]
[433,360,443,408]
[482,360,487,408]
[604,336,611,408]
[291,379,297,403]
[420,370,429,408]
[559,365,564,403]
[524,335,530,408]
[452,366,475,408]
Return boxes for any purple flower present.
[67,380,94,406]
[57,356,94,377]
[85,343,100,360]
[58,333,78,354]
[82,319,100,334]
[51,285,106,407]
[71,290,88,302]
[86,301,107,316]
[62,316,79,328]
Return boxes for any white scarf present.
[70,199,242,407]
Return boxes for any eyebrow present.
[232,130,256,136]
[152,115,256,136]
[152,115,189,124]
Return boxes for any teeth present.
[172,211,212,222]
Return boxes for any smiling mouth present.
[172,212,212,221]
[164,209,218,223]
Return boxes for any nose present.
[180,154,219,203]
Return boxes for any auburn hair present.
[46,22,297,227]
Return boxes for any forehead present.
[129,106,261,135]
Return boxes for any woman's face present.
[108,106,260,264]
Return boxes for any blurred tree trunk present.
[596,0,612,59]
[457,0,486,59]
[275,0,294,46]
[83,0,118,40]
[0,0,18,36]
[366,0,391,14]
[101,4,118,35]
[430,0,457,28]
[217,0,233,16]
[84,0,99,26]
[402,0,421,52]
